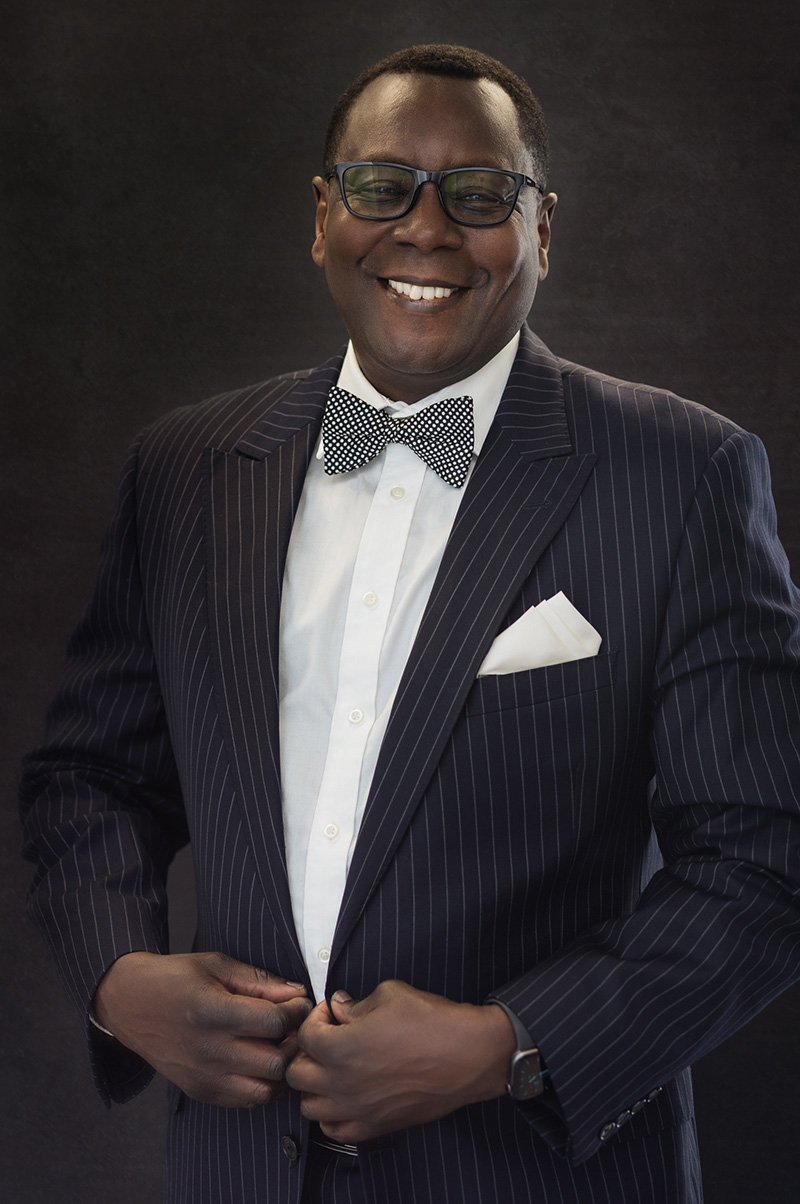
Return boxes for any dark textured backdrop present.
[2,2,798,1200]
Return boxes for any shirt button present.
[348,708,364,724]
[323,823,339,840]
[390,486,405,500]
[362,591,378,607]
[317,947,331,963]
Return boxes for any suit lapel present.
[204,354,342,968]
[332,328,597,958]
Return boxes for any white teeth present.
[388,279,455,300]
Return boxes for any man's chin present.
[355,337,480,402]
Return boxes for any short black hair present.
[322,44,549,189]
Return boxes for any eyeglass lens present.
[341,164,521,224]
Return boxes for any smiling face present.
[312,73,556,402]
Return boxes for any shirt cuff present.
[88,1009,115,1039]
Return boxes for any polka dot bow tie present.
[322,386,475,488]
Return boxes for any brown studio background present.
[2,1,798,1200]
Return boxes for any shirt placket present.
[301,444,427,996]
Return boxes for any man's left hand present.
[286,979,516,1143]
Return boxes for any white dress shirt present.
[279,332,520,1001]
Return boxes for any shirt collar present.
[317,330,521,461]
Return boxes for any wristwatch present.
[490,1000,550,1101]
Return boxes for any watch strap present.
[488,999,550,1100]
[488,998,535,1050]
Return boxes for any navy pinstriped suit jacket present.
[22,326,800,1203]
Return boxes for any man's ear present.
[311,176,328,268]
[537,192,557,280]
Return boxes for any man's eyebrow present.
[341,153,414,166]
[336,154,516,170]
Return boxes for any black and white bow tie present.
[322,386,474,488]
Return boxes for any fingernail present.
[286,981,306,990]
[332,989,352,1004]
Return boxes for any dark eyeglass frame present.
[328,161,545,227]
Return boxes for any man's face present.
[312,73,556,402]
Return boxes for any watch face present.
[510,1050,545,1100]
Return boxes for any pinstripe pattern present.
[20,327,800,1202]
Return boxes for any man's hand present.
[285,979,516,1143]
[93,951,312,1108]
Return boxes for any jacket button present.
[599,1122,618,1142]
[281,1135,300,1163]
[646,1086,663,1103]
[615,1109,632,1127]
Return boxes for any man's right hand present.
[93,951,312,1108]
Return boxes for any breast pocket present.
[464,650,617,717]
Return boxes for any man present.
[20,43,800,1204]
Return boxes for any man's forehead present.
[338,72,527,167]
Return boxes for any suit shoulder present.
[134,367,316,460]
[557,356,747,451]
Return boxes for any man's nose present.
[391,180,463,251]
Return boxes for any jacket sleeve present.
[491,428,800,1162]
[19,435,189,1104]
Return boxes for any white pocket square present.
[477,592,602,676]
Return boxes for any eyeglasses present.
[329,161,544,227]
